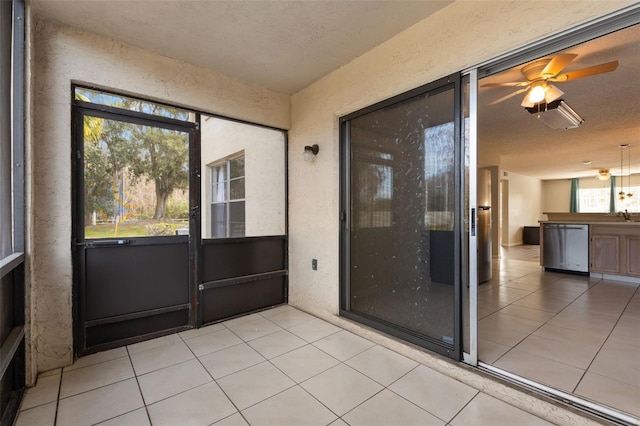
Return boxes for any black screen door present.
[73,102,196,354]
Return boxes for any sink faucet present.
[618,209,631,221]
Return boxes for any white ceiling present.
[31,1,639,181]
[31,0,452,94]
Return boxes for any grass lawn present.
[84,220,188,238]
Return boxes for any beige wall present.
[502,172,543,246]
[28,17,289,375]
[288,1,630,315]
[542,179,572,213]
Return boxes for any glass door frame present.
[339,73,465,360]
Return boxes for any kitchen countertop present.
[540,221,640,225]
[542,212,640,223]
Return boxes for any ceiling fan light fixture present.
[528,84,546,103]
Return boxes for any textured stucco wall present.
[29,17,289,374]
[288,0,632,317]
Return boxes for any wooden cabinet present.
[590,224,640,277]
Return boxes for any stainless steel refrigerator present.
[477,169,492,283]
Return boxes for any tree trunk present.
[154,184,168,219]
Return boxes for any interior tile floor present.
[480,245,640,419]
[16,305,559,426]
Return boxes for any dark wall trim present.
[12,0,24,253]
[85,304,190,328]
[199,269,288,291]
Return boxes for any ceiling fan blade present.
[541,53,577,78]
[550,60,619,82]
[488,87,529,105]
[481,81,528,88]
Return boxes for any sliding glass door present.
[340,74,464,358]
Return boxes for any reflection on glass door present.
[341,75,462,358]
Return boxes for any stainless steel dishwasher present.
[541,223,589,273]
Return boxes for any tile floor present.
[16,305,556,426]
[479,246,640,418]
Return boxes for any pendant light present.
[619,144,626,201]
[627,144,633,200]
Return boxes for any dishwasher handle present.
[544,224,587,230]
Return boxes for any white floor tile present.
[345,345,418,386]
[14,402,56,426]
[213,412,250,426]
[64,347,128,372]
[494,347,584,393]
[287,317,341,342]
[217,361,295,410]
[389,365,477,422]
[242,385,337,426]
[312,330,375,361]
[96,408,150,426]
[60,356,134,398]
[138,358,212,404]
[514,333,602,370]
[259,304,295,319]
[478,339,512,364]
[226,317,282,341]
[147,381,236,426]
[129,340,195,375]
[265,309,315,329]
[56,378,144,426]
[19,372,60,411]
[248,329,307,359]
[178,322,226,340]
[271,344,340,383]
[589,339,640,387]
[300,363,383,416]
[199,343,265,379]
[183,327,243,357]
[343,389,443,426]
[575,372,640,417]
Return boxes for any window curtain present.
[570,178,580,213]
[610,175,616,213]
[216,165,226,202]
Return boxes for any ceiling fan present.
[483,53,619,107]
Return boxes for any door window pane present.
[83,117,190,238]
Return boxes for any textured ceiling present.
[31,0,452,94]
